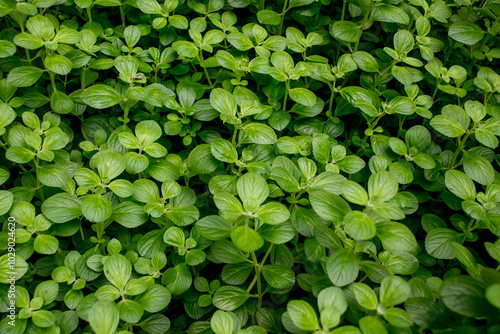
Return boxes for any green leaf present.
[135,284,171,312]
[376,221,418,254]
[210,88,237,116]
[34,234,59,254]
[394,30,414,55]
[255,202,290,225]
[241,123,277,144]
[352,51,379,73]
[231,226,264,253]
[187,144,219,175]
[289,88,316,107]
[117,299,144,323]
[379,276,410,307]
[0,191,13,216]
[227,32,253,51]
[196,215,234,240]
[81,194,112,223]
[163,226,185,247]
[287,300,320,331]
[377,4,409,24]
[5,146,35,163]
[37,164,68,187]
[445,170,475,201]
[383,307,413,328]
[341,180,368,205]
[425,228,460,259]
[486,284,500,309]
[310,191,351,221]
[214,192,244,222]
[326,248,359,287]
[45,54,73,75]
[368,171,398,203]
[135,120,162,146]
[13,33,44,49]
[0,40,16,57]
[440,276,489,317]
[213,286,249,311]
[88,301,120,334]
[82,85,122,109]
[7,66,44,87]
[32,310,55,328]
[344,211,376,240]
[41,193,82,224]
[211,310,234,334]
[211,138,238,163]
[330,21,361,43]
[138,315,171,334]
[237,172,269,212]
[359,316,387,334]
[391,66,414,86]
[448,21,485,45]
[51,91,74,114]
[257,10,281,25]
[137,0,163,14]
[430,115,466,138]
[353,283,378,310]
[0,254,29,283]
[262,265,295,289]
[104,254,132,289]
[462,150,494,185]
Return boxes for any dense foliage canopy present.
[1,0,500,333]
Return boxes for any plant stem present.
[335,0,347,61]
[198,50,213,87]
[120,5,126,26]
[278,0,289,35]
[86,7,92,22]
[353,5,372,52]
[33,157,46,201]
[231,125,239,147]
[49,72,57,92]
[449,131,471,169]
[250,251,263,308]
[81,68,86,89]
[432,78,442,100]
[16,17,32,65]
[283,80,289,112]
[123,103,130,125]
[328,83,336,116]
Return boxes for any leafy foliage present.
[1,0,500,333]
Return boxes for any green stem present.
[484,91,494,107]
[81,68,86,89]
[33,157,46,201]
[123,103,130,125]
[449,131,471,169]
[432,78,442,100]
[315,3,321,27]
[80,226,85,240]
[231,124,239,147]
[250,251,263,308]
[335,0,347,61]
[16,17,32,65]
[328,82,336,116]
[260,244,274,265]
[198,50,213,87]
[49,72,57,92]
[278,0,289,35]
[120,5,126,26]
[353,5,372,52]
[282,80,289,112]
[86,6,92,22]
